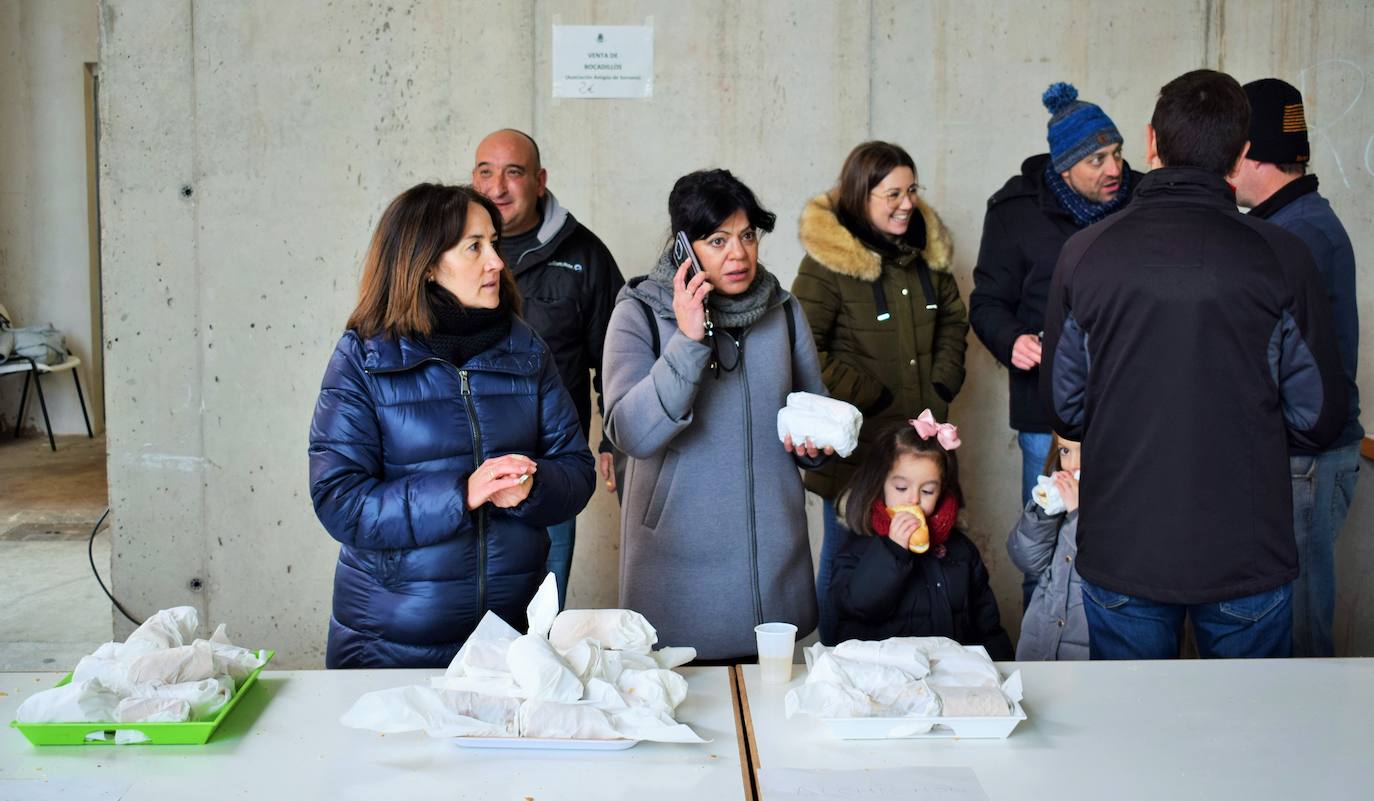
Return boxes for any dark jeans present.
[545,517,575,611]
[1081,578,1293,659]
[1290,443,1360,657]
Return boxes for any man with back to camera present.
[969,82,1142,607]
[1040,70,1347,659]
[472,128,626,610]
[1232,78,1362,657]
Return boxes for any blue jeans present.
[546,517,576,611]
[1081,578,1293,659]
[1018,431,1053,609]
[816,498,852,646]
[1291,443,1361,657]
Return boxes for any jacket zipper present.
[731,330,764,626]
[459,369,488,616]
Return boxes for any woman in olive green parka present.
[791,140,968,644]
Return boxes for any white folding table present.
[735,658,1374,801]
[1,666,751,801]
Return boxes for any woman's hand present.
[1053,470,1079,514]
[671,258,711,341]
[888,512,921,550]
[782,435,834,460]
[467,454,537,510]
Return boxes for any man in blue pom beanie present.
[970,82,1142,609]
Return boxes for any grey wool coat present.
[602,260,827,660]
[1006,502,1088,660]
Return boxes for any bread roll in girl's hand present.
[887,504,930,553]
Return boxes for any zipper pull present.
[459,369,471,395]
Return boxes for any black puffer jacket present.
[507,192,625,451]
[827,530,1013,659]
[969,154,1141,432]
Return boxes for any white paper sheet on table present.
[758,767,989,801]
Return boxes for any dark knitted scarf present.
[648,245,781,329]
[424,284,512,365]
[1044,160,1132,228]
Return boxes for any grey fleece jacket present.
[602,256,827,660]
[1006,502,1088,660]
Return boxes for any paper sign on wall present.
[552,25,653,99]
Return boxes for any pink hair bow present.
[910,409,962,450]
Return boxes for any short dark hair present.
[840,421,963,538]
[1151,69,1251,176]
[834,141,924,253]
[346,183,520,338]
[1277,162,1308,176]
[668,169,776,243]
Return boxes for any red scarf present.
[869,493,959,558]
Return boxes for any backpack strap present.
[626,276,662,357]
[783,296,797,352]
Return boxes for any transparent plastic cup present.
[754,622,798,684]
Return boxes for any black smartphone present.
[672,231,703,279]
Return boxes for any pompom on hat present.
[1043,82,1123,173]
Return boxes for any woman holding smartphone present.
[602,169,829,662]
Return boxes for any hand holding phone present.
[673,231,703,279]
[670,232,712,342]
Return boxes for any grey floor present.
[0,434,112,671]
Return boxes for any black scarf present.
[424,284,512,365]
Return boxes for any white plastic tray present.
[453,736,639,751]
[806,645,1028,740]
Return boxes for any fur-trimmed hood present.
[798,192,953,282]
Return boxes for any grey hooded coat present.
[602,260,827,660]
[1006,502,1087,660]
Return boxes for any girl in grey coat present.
[603,170,829,661]
[1006,435,1088,660]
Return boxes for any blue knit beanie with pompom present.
[1044,82,1122,173]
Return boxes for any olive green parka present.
[791,192,969,499]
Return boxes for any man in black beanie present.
[1041,70,1347,660]
[1233,78,1362,658]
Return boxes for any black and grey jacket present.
[1040,168,1347,606]
[507,192,626,452]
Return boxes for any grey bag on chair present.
[0,304,68,366]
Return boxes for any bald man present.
[473,129,626,609]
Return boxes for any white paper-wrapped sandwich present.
[341,574,706,745]
[776,392,863,458]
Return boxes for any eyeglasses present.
[870,185,924,208]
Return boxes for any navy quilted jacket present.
[309,319,595,668]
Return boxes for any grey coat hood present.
[601,269,826,659]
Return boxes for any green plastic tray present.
[9,650,275,746]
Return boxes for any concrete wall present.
[0,0,103,436]
[98,0,1374,666]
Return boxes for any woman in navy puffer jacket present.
[310,183,595,668]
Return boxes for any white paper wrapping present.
[525,573,560,640]
[15,678,121,723]
[517,700,622,740]
[341,686,519,738]
[775,392,863,458]
[507,634,585,703]
[115,697,191,724]
[1032,469,1081,516]
[831,637,940,677]
[548,609,658,654]
[934,686,1011,716]
[615,668,689,713]
[125,640,216,686]
[788,638,1012,723]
